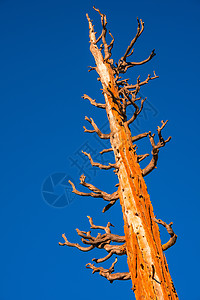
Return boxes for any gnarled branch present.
[87,215,114,233]
[59,217,126,263]
[59,233,95,252]
[153,218,177,251]
[117,49,156,73]
[80,175,119,201]
[82,94,106,109]
[92,243,126,263]
[69,175,119,212]
[86,258,131,283]
[83,116,110,139]
[82,150,118,170]
[142,120,171,176]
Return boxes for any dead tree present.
[59,7,178,299]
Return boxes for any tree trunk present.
[87,15,178,300]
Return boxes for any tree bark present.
[86,15,178,300]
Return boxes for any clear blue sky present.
[1,0,200,299]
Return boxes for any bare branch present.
[128,49,156,67]
[100,148,113,154]
[92,243,126,263]
[125,71,159,90]
[81,232,125,245]
[153,218,177,251]
[126,48,134,58]
[142,121,171,176]
[87,215,114,233]
[92,251,113,263]
[88,66,96,72]
[60,217,126,264]
[118,76,141,110]
[80,217,125,244]
[137,153,149,162]
[108,30,114,51]
[122,17,144,61]
[76,229,94,241]
[118,50,156,73]
[127,98,146,125]
[59,233,94,252]
[86,258,131,283]
[80,175,119,201]
[83,116,110,139]
[68,179,95,198]
[82,151,118,170]
[69,175,119,213]
[82,94,106,109]
[102,200,117,213]
[69,175,118,201]
[132,132,151,142]
[115,78,129,87]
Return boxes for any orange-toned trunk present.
[87,16,178,299]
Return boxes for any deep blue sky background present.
[1,0,200,299]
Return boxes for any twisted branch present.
[68,175,119,212]
[142,120,171,176]
[59,233,94,251]
[86,258,131,283]
[82,151,118,170]
[59,217,126,264]
[117,49,156,73]
[81,175,119,201]
[153,218,177,251]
